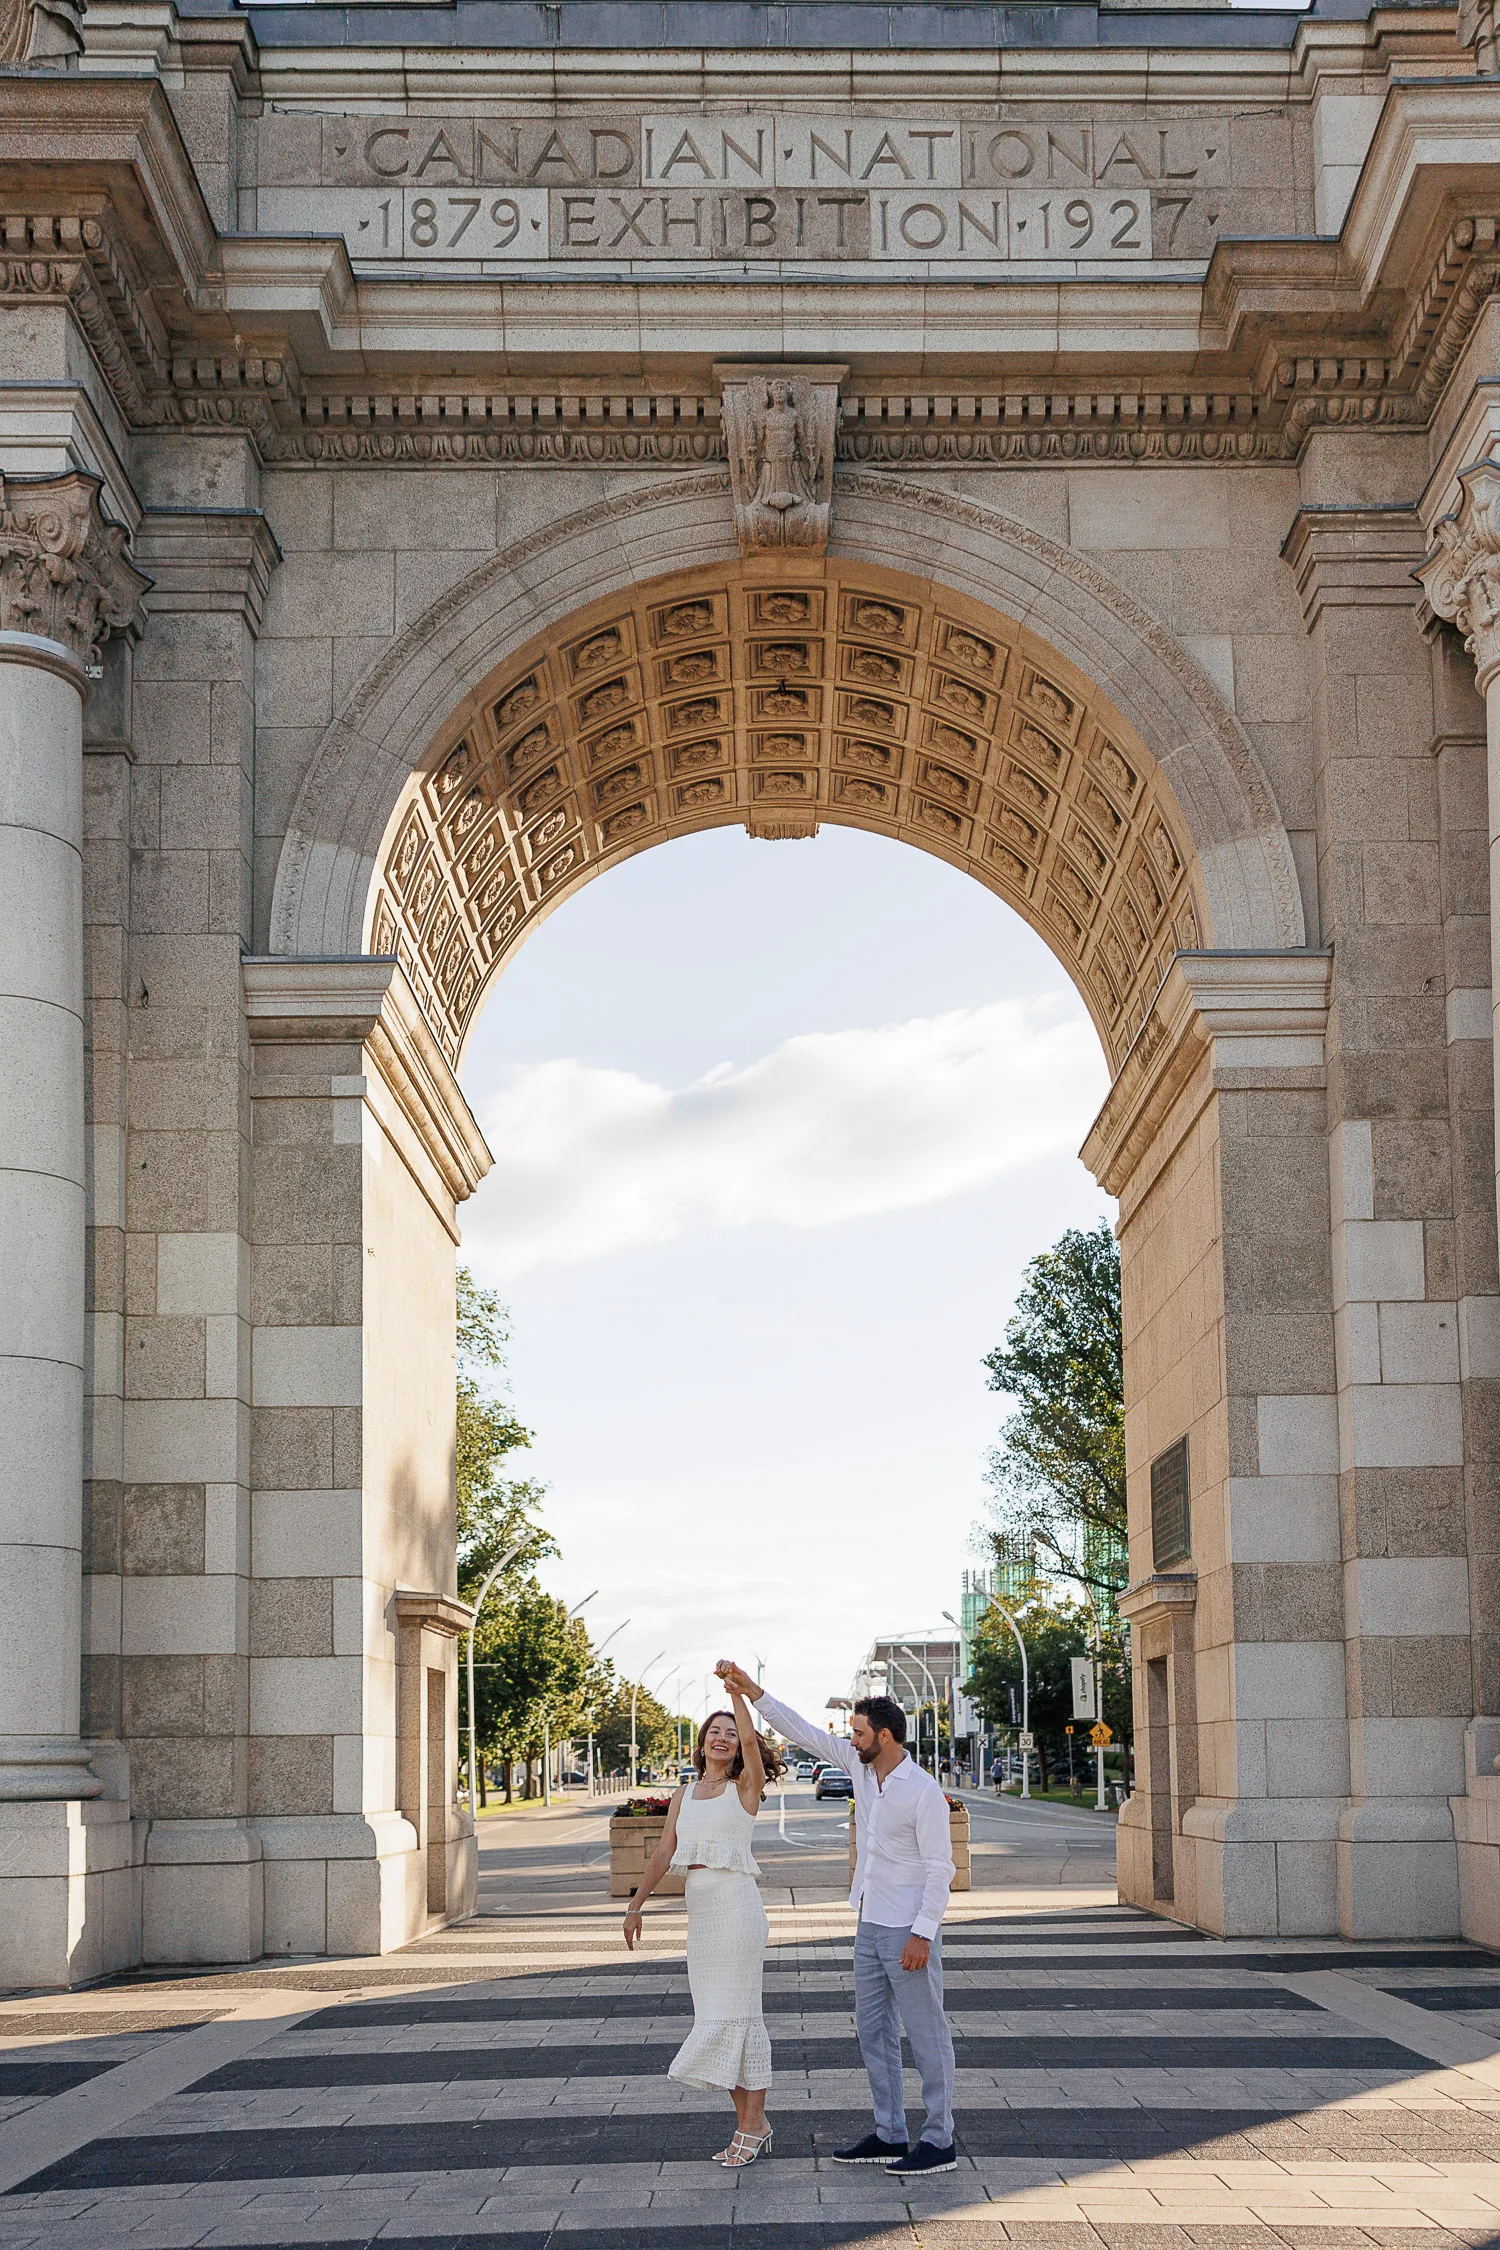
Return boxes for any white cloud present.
[463,995,1107,1277]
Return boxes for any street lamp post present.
[657,1667,681,1775]
[900,1645,940,1776]
[587,1617,629,1798]
[630,1651,667,1788]
[465,1542,526,1818]
[983,1597,1031,1799]
[941,1608,975,1785]
[543,1589,596,1807]
[884,1656,921,1767]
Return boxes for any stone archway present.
[366,556,1206,1076]
[255,472,1327,1949]
[271,473,1305,998]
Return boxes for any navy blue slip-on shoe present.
[885,2141,957,2176]
[833,2132,910,2163]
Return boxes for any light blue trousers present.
[853,1918,955,2149]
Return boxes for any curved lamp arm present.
[464,1543,526,1811]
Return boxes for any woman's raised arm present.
[729,1684,766,1808]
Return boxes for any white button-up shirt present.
[758,1691,954,1940]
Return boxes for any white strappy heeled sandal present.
[713,2127,773,2168]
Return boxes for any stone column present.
[1420,462,1500,1935]
[1419,463,1500,1250]
[1291,503,1475,1936]
[242,958,487,1954]
[1085,951,1341,1937]
[0,472,147,1978]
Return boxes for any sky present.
[457,825,1113,1726]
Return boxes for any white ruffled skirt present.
[668,1867,772,2092]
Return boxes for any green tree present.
[589,1676,683,1777]
[472,1580,594,1800]
[965,1594,1130,1793]
[982,1219,1126,1605]
[456,1266,554,1604]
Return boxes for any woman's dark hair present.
[853,1693,907,1744]
[694,1709,785,1789]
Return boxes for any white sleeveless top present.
[669,1782,761,1876]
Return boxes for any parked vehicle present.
[814,1766,853,1800]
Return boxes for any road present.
[474,1776,1115,1917]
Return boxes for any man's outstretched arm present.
[718,1660,857,1775]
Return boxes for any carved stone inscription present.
[261,111,1232,265]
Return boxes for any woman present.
[623,1674,783,2167]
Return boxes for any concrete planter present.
[849,1799,971,1892]
[608,1811,686,1899]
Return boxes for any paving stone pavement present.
[6,1891,1500,2247]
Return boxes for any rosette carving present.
[1417,459,1500,690]
[0,472,148,667]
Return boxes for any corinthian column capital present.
[0,471,149,673]
[1417,459,1500,694]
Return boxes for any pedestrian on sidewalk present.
[716,1657,957,2178]
[622,1676,783,2168]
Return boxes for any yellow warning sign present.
[1089,1722,1113,1747]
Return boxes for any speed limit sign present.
[1018,1731,1035,1751]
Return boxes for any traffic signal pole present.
[1094,1634,1106,1810]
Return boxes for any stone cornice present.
[0,76,218,306]
[1082,949,1333,1207]
[1281,503,1429,628]
[1118,1572,1198,1626]
[0,211,167,426]
[215,202,1500,469]
[133,507,282,634]
[242,955,493,1211]
[393,1590,475,1640]
[1339,80,1500,307]
[0,471,150,668]
[7,56,1500,468]
[206,4,1461,76]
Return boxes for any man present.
[716,1658,957,2176]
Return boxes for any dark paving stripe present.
[1378,1982,1500,2010]
[0,2057,119,2097]
[24,2104,1500,2190]
[905,1927,1210,1945]
[119,1967,571,1991]
[0,2011,225,2037]
[193,2233,903,2250]
[316,1962,1473,2026]
[1234,1947,1487,1970]
[444,1927,1203,1952]
[191,2031,1421,2091]
[316,1982,1318,2027]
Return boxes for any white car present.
[795,1761,816,1780]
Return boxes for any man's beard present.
[856,1740,881,1766]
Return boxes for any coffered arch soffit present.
[270,472,1305,1074]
